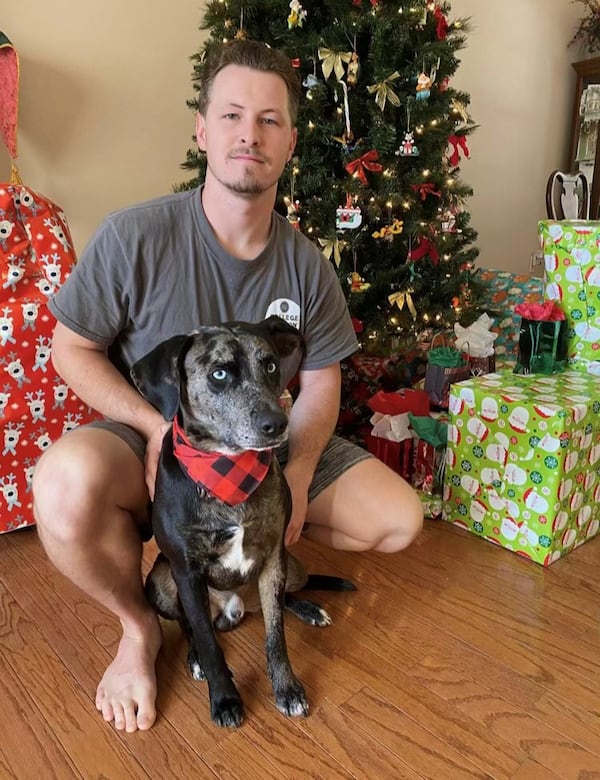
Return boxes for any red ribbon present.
[345,150,383,185]
[434,6,448,39]
[448,135,470,167]
[409,236,440,265]
[411,182,442,201]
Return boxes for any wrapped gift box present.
[539,220,600,374]
[442,370,600,566]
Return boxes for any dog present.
[130,316,354,728]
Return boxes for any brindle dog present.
[131,316,353,728]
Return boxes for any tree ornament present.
[433,4,448,39]
[318,47,352,81]
[411,182,442,201]
[318,236,347,266]
[235,6,247,39]
[286,201,301,229]
[347,52,360,87]
[367,71,401,111]
[345,150,383,185]
[336,195,363,229]
[350,272,370,292]
[372,219,404,240]
[288,0,308,29]
[409,235,440,264]
[447,134,470,167]
[349,250,370,293]
[389,290,417,319]
[416,59,439,101]
[396,102,420,157]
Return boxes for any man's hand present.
[284,484,308,547]
[145,422,171,500]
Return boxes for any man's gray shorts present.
[87,420,372,502]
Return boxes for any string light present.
[308,121,315,130]
[422,169,430,177]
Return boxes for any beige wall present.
[0,0,586,272]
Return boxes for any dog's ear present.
[260,315,305,358]
[130,335,192,420]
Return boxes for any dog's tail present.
[302,574,356,591]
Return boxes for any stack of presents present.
[349,221,600,567]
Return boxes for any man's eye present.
[266,362,277,374]
[212,369,228,381]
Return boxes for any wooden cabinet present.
[568,57,600,218]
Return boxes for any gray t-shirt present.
[49,187,358,385]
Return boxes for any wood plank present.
[407,655,600,778]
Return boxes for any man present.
[32,39,423,734]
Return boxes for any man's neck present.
[201,177,276,260]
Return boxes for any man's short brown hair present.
[198,39,301,126]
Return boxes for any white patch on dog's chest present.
[219,527,254,576]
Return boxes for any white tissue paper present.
[370,411,415,442]
[453,313,498,358]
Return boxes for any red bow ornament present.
[434,5,448,39]
[448,134,470,167]
[409,235,440,265]
[410,182,442,201]
[345,149,383,185]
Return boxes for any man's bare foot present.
[95,612,163,732]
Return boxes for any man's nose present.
[239,119,260,146]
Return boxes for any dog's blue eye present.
[211,369,228,381]
[266,362,277,375]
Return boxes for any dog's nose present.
[256,409,288,438]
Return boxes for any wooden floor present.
[1,520,600,779]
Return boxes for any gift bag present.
[0,32,101,532]
[408,414,448,496]
[365,388,430,479]
[513,301,567,375]
[424,346,470,409]
[467,353,496,376]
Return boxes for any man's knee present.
[384,488,424,552]
[33,440,105,543]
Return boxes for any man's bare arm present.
[283,362,341,545]
[51,321,164,441]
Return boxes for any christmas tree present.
[178,0,481,355]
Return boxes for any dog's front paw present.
[211,694,245,728]
[274,679,309,718]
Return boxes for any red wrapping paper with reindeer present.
[0,35,101,531]
[0,183,102,531]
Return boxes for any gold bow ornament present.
[388,290,417,319]
[318,47,352,81]
[367,71,401,111]
[318,236,347,267]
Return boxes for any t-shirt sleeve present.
[301,247,359,370]
[48,218,132,345]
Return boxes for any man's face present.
[196,65,298,197]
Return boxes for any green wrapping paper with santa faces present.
[442,371,600,566]
[539,220,600,374]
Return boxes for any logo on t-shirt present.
[265,298,301,330]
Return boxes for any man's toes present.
[111,703,126,730]
[100,699,114,723]
[123,702,138,733]
[136,698,157,731]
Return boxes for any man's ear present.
[196,112,207,151]
[287,127,298,161]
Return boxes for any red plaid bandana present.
[171,418,272,505]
